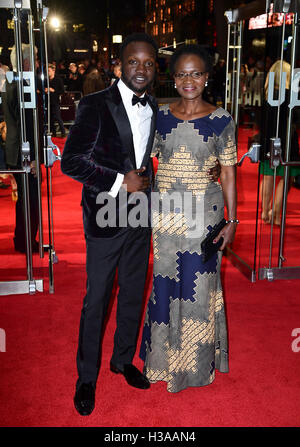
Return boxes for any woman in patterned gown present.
[139,45,238,393]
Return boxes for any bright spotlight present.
[50,17,60,30]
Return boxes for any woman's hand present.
[213,222,237,251]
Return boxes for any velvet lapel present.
[105,80,136,169]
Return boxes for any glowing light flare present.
[50,17,61,30]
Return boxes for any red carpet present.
[0,135,300,427]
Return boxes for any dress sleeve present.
[216,117,237,166]
[151,130,163,158]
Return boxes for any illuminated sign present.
[112,35,122,44]
[249,4,294,30]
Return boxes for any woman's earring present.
[205,80,208,87]
[174,83,177,89]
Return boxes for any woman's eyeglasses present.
[174,71,206,80]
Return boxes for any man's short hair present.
[120,33,158,63]
[48,64,56,71]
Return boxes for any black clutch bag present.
[201,218,227,263]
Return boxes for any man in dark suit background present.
[47,64,65,138]
[61,33,158,416]
[2,44,40,253]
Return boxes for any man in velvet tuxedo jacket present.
[61,33,158,416]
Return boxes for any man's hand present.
[208,159,221,182]
[122,167,150,193]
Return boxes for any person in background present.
[82,69,105,95]
[67,63,83,93]
[1,44,40,252]
[56,61,68,78]
[110,62,122,85]
[96,60,110,87]
[0,120,8,183]
[0,64,9,182]
[82,58,93,75]
[46,63,66,138]
[0,120,17,197]
[212,58,226,107]
[260,60,300,225]
[0,63,9,118]
[78,64,86,77]
[96,60,106,77]
[265,56,273,73]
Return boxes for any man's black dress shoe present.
[110,363,150,390]
[74,382,95,416]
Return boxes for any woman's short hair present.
[169,44,213,75]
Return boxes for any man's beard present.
[121,73,152,94]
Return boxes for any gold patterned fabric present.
[140,106,237,393]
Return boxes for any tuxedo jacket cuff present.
[108,173,124,197]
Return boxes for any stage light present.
[50,17,61,30]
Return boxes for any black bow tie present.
[132,94,148,107]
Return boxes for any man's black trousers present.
[76,226,151,386]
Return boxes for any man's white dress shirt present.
[109,78,153,197]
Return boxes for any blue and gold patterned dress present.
[139,105,237,393]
